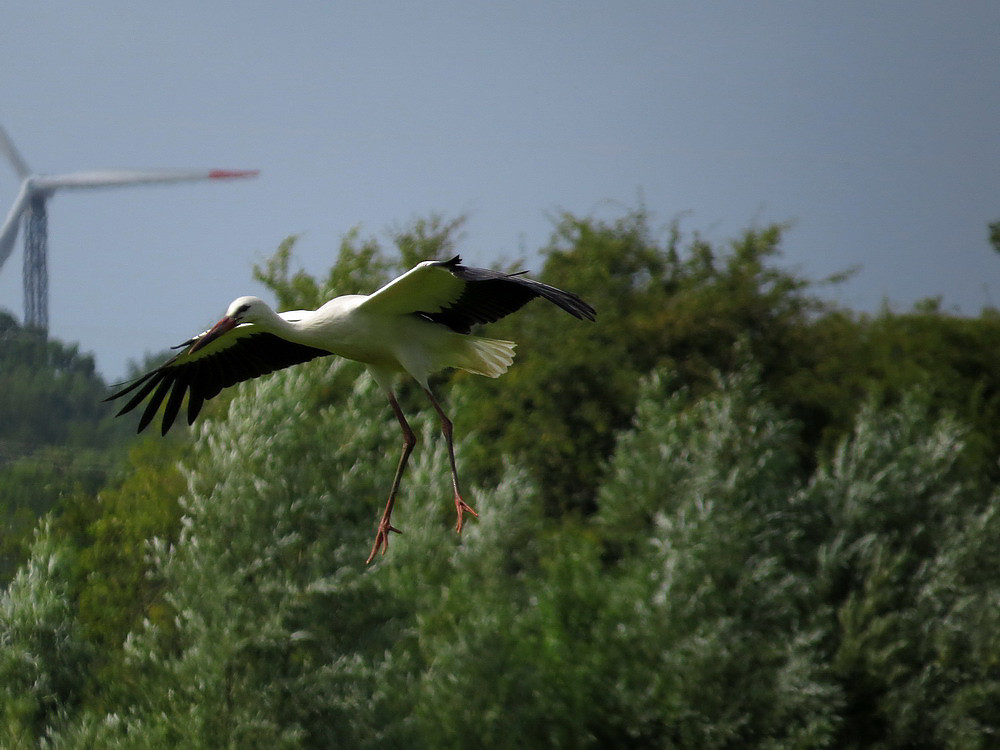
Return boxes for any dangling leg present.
[424,387,478,533]
[366,391,416,564]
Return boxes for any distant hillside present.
[0,310,135,579]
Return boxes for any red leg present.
[424,388,478,533]
[366,392,415,564]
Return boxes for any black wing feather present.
[421,255,596,334]
[186,372,206,425]
[115,371,163,417]
[161,373,189,435]
[201,356,226,401]
[115,371,164,417]
[138,378,173,434]
[105,331,331,435]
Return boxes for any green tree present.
[53,437,189,709]
[804,394,1000,747]
[96,362,415,747]
[0,520,90,748]
[593,364,840,746]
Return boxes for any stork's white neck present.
[231,297,308,343]
[259,306,309,341]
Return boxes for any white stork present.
[106,255,595,562]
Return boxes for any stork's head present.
[225,295,269,324]
[189,296,270,354]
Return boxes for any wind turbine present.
[0,123,258,333]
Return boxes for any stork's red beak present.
[189,315,238,354]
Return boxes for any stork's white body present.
[229,295,515,384]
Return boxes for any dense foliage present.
[3,209,1000,746]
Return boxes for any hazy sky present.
[2,2,998,379]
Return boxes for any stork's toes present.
[366,522,402,564]
[454,497,479,533]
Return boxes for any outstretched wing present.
[360,255,596,334]
[105,322,331,436]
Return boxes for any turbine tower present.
[0,123,258,333]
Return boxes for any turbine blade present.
[32,168,258,191]
[0,124,30,178]
[0,181,31,270]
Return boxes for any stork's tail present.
[458,336,516,378]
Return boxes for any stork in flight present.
[106,256,595,562]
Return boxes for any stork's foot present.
[366,520,402,564]
[454,496,479,533]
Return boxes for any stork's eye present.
[236,303,251,315]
